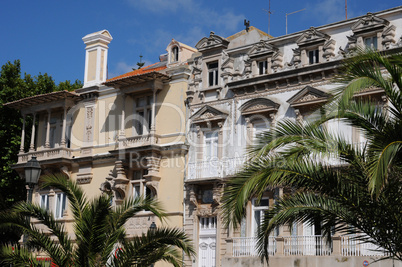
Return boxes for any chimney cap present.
[82,30,113,46]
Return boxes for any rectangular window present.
[258,60,268,75]
[364,36,378,50]
[204,131,218,160]
[252,198,269,236]
[308,49,319,64]
[135,96,152,135]
[208,62,219,87]
[132,169,153,201]
[40,194,49,211]
[133,185,140,199]
[55,193,67,219]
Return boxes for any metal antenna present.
[263,0,274,36]
[286,8,306,35]
[345,0,348,19]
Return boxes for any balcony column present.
[119,94,126,138]
[332,236,341,256]
[45,109,51,148]
[118,94,126,150]
[150,89,156,144]
[29,113,36,152]
[61,106,67,147]
[151,89,156,133]
[19,115,26,153]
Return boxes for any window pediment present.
[296,27,330,47]
[239,98,279,116]
[287,86,330,108]
[195,31,229,52]
[247,40,277,59]
[351,13,389,35]
[190,105,228,124]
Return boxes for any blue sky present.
[1,0,401,84]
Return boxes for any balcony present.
[18,147,72,163]
[232,237,276,257]
[227,235,389,258]
[341,235,390,257]
[187,156,246,180]
[120,134,159,148]
[283,235,332,256]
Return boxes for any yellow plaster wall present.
[87,50,97,82]
[155,81,186,142]
[158,154,185,214]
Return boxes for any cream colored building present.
[6,30,196,255]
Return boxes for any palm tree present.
[221,49,402,262]
[0,174,195,266]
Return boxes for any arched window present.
[171,46,179,62]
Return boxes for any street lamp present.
[24,156,41,203]
[149,222,157,233]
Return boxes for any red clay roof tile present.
[106,63,167,83]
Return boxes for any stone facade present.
[4,5,402,267]
[184,7,402,267]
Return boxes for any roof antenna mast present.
[286,8,306,35]
[345,0,348,19]
[263,0,274,36]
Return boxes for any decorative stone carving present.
[296,94,319,103]
[296,27,330,47]
[271,51,283,72]
[239,98,280,116]
[291,48,301,68]
[146,154,161,175]
[112,160,129,203]
[212,183,223,204]
[197,206,219,217]
[60,166,70,179]
[84,106,95,143]
[351,12,389,35]
[186,90,195,104]
[188,185,198,207]
[76,175,93,184]
[287,86,330,109]
[200,112,216,119]
[247,40,277,59]
[382,25,396,49]
[243,58,252,78]
[323,39,336,61]
[195,31,229,52]
[190,105,228,125]
[295,109,303,123]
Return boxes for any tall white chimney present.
[82,30,113,87]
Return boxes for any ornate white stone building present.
[183,6,402,267]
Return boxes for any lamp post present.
[24,156,42,203]
[23,156,41,244]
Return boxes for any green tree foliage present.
[222,50,402,262]
[0,60,82,245]
[0,174,195,267]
